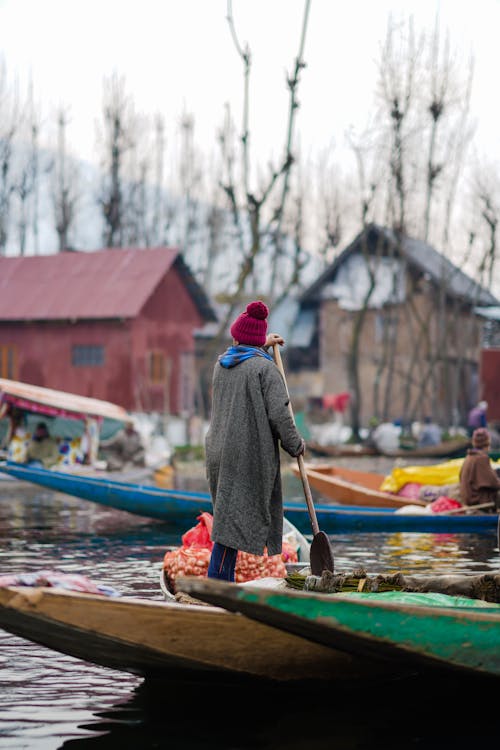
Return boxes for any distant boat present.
[0,462,498,534]
[182,578,500,679]
[306,437,470,460]
[291,463,425,508]
[306,441,378,458]
[380,436,471,459]
[0,377,152,483]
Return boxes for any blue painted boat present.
[1,462,498,534]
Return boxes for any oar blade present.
[310,531,334,576]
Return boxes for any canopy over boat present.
[0,377,129,423]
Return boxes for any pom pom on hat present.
[246,300,268,320]
[472,428,490,450]
[230,300,269,346]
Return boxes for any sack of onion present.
[163,512,298,590]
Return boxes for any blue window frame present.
[71,345,104,367]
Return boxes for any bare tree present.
[152,113,166,245]
[212,0,311,341]
[98,73,135,247]
[378,16,423,234]
[314,146,343,265]
[52,108,80,251]
[325,14,481,435]
[476,180,499,292]
[344,131,383,436]
[0,59,20,254]
[121,111,154,247]
[14,85,42,256]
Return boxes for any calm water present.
[0,462,499,749]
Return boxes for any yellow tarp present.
[380,457,500,493]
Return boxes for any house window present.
[72,345,104,367]
[0,345,18,379]
[148,351,166,384]
[375,314,398,344]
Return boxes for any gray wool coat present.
[205,354,303,556]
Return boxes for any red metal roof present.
[0,247,180,320]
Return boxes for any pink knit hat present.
[230,300,269,346]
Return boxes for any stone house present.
[285,224,499,427]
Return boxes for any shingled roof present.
[0,247,217,322]
[301,224,499,307]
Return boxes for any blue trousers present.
[207,542,238,582]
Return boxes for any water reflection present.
[0,476,499,748]
[61,672,500,749]
[380,531,500,573]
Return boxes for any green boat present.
[181,578,500,679]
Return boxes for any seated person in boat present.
[205,300,305,582]
[26,421,61,469]
[100,420,146,471]
[418,417,442,448]
[459,428,500,512]
[2,406,30,463]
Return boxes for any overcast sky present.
[1,0,499,170]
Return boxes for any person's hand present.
[295,439,306,457]
[265,332,285,348]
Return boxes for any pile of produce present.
[163,512,298,589]
[285,568,500,602]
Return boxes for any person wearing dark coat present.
[205,300,305,582]
[459,428,500,511]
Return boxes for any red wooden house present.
[0,248,216,414]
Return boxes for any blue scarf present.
[219,345,273,369]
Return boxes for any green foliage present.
[173,444,205,462]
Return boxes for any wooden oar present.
[273,344,334,576]
[445,501,495,515]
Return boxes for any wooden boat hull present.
[287,505,498,533]
[306,438,470,460]
[292,463,426,508]
[0,586,394,683]
[0,465,153,487]
[306,442,378,458]
[381,437,470,459]
[1,462,498,534]
[182,579,500,679]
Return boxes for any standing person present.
[205,300,305,582]
[459,428,500,511]
[467,401,488,437]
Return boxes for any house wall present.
[129,265,205,414]
[0,318,133,406]
[0,264,205,414]
[480,349,500,422]
[317,282,482,426]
